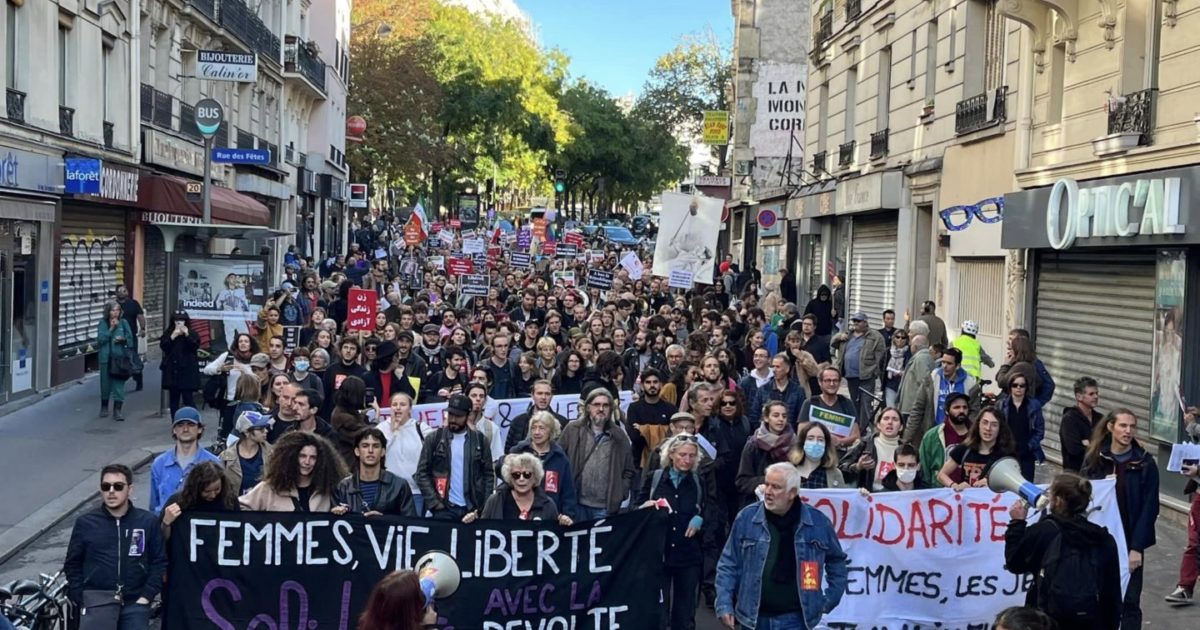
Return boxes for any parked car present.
[600,225,640,249]
[630,214,654,236]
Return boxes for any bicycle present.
[0,572,70,630]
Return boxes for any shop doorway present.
[0,220,40,400]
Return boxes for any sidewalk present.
[0,360,203,563]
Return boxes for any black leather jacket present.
[332,471,417,516]
[415,428,496,512]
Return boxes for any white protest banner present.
[427,255,445,270]
[439,230,456,247]
[462,237,486,254]
[805,480,1128,628]
[552,270,576,287]
[809,405,855,438]
[668,268,694,289]
[411,391,633,447]
[620,251,644,280]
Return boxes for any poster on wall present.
[652,192,722,284]
[1151,249,1186,441]
[175,256,267,355]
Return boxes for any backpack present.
[1037,520,1103,620]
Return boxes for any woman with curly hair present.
[239,431,346,512]
[161,461,238,538]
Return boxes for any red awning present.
[136,174,271,226]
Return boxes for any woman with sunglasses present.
[883,329,911,408]
[481,453,569,524]
[995,362,1046,482]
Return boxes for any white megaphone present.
[415,551,461,608]
[986,457,1050,510]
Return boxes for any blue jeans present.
[412,494,425,517]
[745,612,806,630]
[575,505,608,521]
[118,603,151,630]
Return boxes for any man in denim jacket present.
[716,462,848,629]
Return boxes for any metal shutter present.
[57,209,127,358]
[808,235,823,296]
[848,216,897,322]
[1034,251,1155,455]
[955,258,1006,336]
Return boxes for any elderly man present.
[716,462,848,629]
[560,389,635,521]
[831,311,887,428]
[899,334,937,445]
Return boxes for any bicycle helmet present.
[962,320,979,335]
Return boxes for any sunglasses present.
[511,471,533,480]
[101,482,127,492]
[1011,382,1028,389]
[721,400,737,406]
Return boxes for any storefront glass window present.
[1151,249,1186,442]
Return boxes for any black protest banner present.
[166,510,668,630]
[586,269,613,290]
[510,252,532,269]
[461,273,490,297]
[556,244,578,259]
[282,326,301,354]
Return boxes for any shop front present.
[1002,166,1200,509]
[787,180,837,302]
[0,143,61,401]
[319,173,347,258]
[835,170,906,323]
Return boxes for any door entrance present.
[0,220,39,401]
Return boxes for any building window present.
[908,30,918,88]
[59,23,71,106]
[817,82,829,153]
[103,41,112,121]
[1047,43,1065,125]
[925,18,938,102]
[877,46,892,131]
[844,66,857,143]
[964,0,1008,96]
[5,1,18,89]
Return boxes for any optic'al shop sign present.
[1002,166,1199,250]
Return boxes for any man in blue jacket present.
[63,464,167,630]
[149,407,221,514]
[716,462,847,629]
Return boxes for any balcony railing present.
[955,85,1008,136]
[847,0,862,21]
[6,89,25,124]
[189,0,217,21]
[870,128,889,159]
[1107,88,1157,147]
[215,121,229,149]
[220,0,281,64]
[59,106,74,137]
[236,129,256,150]
[811,150,827,175]
[179,103,202,140]
[838,141,856,167]
[140,83,153,121]
[263,141,278,167]
[285,143,295,164]
[152,89,173,129]
[104,121,114,149]
[818,12,833,43]
[284,35,327,93]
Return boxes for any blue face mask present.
[294,360,310,373]
[803,441,826,460]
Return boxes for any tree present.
[635,30,733,170]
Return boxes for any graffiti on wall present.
[57,230,125,358]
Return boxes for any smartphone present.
[224,355,235,366]
[365,387,376,405]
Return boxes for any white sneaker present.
[1165,586,1193,605]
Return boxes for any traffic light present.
[554,169,565,194]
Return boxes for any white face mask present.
[897,468,918,484]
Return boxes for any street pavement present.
[0,370,1195,628]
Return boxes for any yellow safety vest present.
[953,334,983,379]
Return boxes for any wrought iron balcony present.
[263,141,278,167]
[811,150,827,175]
[838,141,856,167]
[955,85,1008,136]
[140,83,153,122]
[189,0,217,21]
[870,128,889,159]
[847,0,862,21]
[220,0,282,65]
[152,89,173,129]
[179,103,202,140]
[1107,88,1157,147]
[59,106,74,137]
[104,121,115,149]
[284,35,327,94]
[6,89,25,124]
[285,143,296,164]
[818,12,833,43]
[236,129,256,150]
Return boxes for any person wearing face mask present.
[840,407,905,492]
[787,421,846,489]
[880,444,928,491]
[919,393,973,486]
[289,349,324,395]
[415,394,495,523]
[377,392,430,515]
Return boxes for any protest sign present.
[802,480,1128,628]
[1167,442,1200,471]
[564,231,585,247]
[557,243,578,259]
[460,274,489,298]
[510,252,532,269]
[668,269,693,289]
[439,230,456,247]
[427,255,445,270]
[446,257,474,276]
[587,269,614,290]
[462,238,486,254]
[430,221,443,233]
[552,270,576,287]
[542,241,557,256]
[167,511,668,630]
[808,405,856,438]
[517,228,532,249]
[620,251,644,280]
[532,217,549,240]
[412,392,633,445]
[449,218,462,229]
[345,288,377,331]
[589,249,605,263]
[282,326,300,354]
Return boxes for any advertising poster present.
[652,192,722,283]
[176,256,267,354]
[1151,249,1186,441]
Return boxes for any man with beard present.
[332,428,417,517]
[626,368,676,470]
[271,388,335,443]
[415,394,495,522]
[622,330,667,391]
[393,332,428,399]
[321,338,369,419]
[414,323,444,376]
[509,288,544,324]
[560,389,634,521]
[505,380,567,452]
[428,347,469,402]
[918,393,972,485]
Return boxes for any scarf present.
[765,500,803,583]
[752,425,795,461]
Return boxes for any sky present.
[519,0,732,98]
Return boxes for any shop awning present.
[137,174,271,226]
